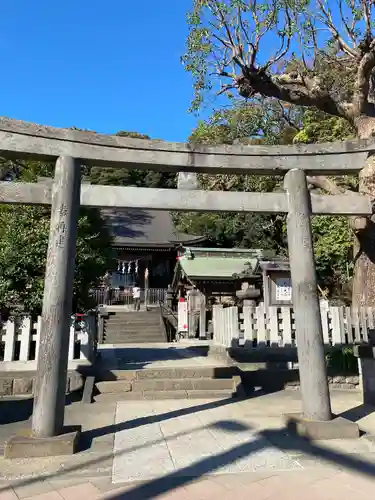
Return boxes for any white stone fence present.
[212,304,374,349]
[0,314,97,364]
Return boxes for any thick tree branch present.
[306,174,369,234]
[354,39,375,113]
[306,176,348,195]
[235,70,354,121]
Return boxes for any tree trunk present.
[351,116,375,307]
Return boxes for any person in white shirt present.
[103,271,112,305]
[132,283,141,311]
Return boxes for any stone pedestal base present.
[4,428,81,458]
[285,414,359,440]
[354,346,375,405]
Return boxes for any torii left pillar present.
[32,156,81,438]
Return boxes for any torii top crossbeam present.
[0,117,373,175]
[0,117,373,216]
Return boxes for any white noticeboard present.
[178,301,188,333]
[275,278,292,302]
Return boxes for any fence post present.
[199,294,207,339]
[19,316,32,361]
[78,318,92,361]
[268,307,279,347]
[284,169,331,422]
[228,306,239,347]
[32,156,81,438]
[280,307,292,347]
[3,318,16,361]
[212,305,223,345]
[68,318,75,360]
[242,306,254,348]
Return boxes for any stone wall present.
[205,344,360,392]
[0,371,84,397]
[285,374,360,391]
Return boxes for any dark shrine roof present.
[101,209,204,248]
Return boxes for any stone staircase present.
[94,366,244,402]
[102,309,167,344]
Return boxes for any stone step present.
[104,327,164,333]
[104,321,162,330]
[104,332,165,339]
[94,389,237,402]
[107,311,160,315]
[104,333,164,339]
[133,378,235,391]
[96,380,132,393]
[105,328,162,333]
[106,314,160,321]
[105,319,161,324]
[105,322,161,327]
[96,377,236,393]
[104,325,162,333]
[103,339,166,344]
[105,335,165,340]
[96,367,237,381]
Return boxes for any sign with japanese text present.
[275,278,292,302]
[178,300,188,333]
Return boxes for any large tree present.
[183,0,375,306]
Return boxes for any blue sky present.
[0,1,202,141]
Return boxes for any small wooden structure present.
[172,247,264,298]
[172,246,292,305]
[172,246,293,338]
[254,259,292,307]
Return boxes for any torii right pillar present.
[284,169,359,438]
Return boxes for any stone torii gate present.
[0,118,372,455]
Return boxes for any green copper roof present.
[179,256,257,279]
[175,246,278,280]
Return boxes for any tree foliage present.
[87,131,176,188]
[0,161,115,315]
[176,102,290,259]
[177,99,357,300]
[183,0,375,306]
[183,0,375,128]
[294,109,355,301]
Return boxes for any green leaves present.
[0,161,115,315]
[312,215,353,300]
[86,130,176,189]
[183,0,374,125]
[180,93,356,301]
[293,109,355,144]
[176,101,288,252]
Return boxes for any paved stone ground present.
[2,344,375,498]
[1,390,375,498]
[112,398,301,483]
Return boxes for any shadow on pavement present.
[97,345,211,372]
[79,389,271,450]
[338,404,375,422]
[0,388,83,427]
[105,423,375,499]
[2,398,375,499]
